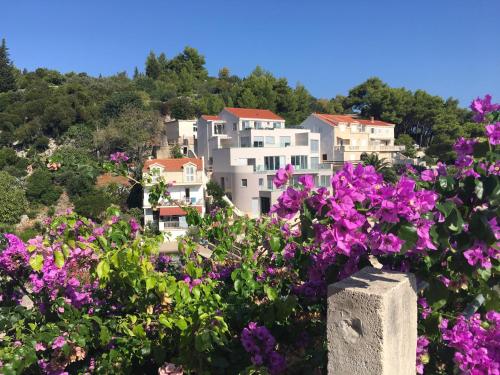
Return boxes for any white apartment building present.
[143,158,206,240]
[197,108,332,217]
[300,114,405,163]
[164,119,198,156]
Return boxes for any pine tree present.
[133,66,140,79]
[0,39,16,93]
[145,51,160,79]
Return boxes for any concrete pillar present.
[327,267,417,375]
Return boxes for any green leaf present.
[264,285,278,301]
[96,260,110,279]
[234,279,242,293]
[145,277,156,291]
[398,224,418,252]
[447,208,464,233]
[175,318,188,331]
[29,254,44,272]
[269,236,281,252]
[436,201,455,218]
[54,250,65,268]
[99,326,111,345]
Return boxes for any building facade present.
[164,119,198,156]
[143,158,206,240]
[300,114,405,164]
[198,108,332,217]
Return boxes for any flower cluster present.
[470,94,500,123]
[241,322,286,374]
[109,151,129,165]
[273,164,294,188]
[440,312,500,374]
[416,336,430,374]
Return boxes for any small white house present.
[143,157,206,240]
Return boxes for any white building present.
[197,108,332,217]
[300,114,405,164]
[164,119,198,156]
[143,158,206,239]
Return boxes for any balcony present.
[144,174,204,185]
[254,163,331,174]
[333,145,405,152]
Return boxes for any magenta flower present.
[470,94,500,122]
[109,151,129,164]
[51,335,67,349]
[273,164,294,188]
[241,322,286,374]
[485,122,500,146]
[420,169,438,182]
[453,137,477,157]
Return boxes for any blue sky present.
[2,0,499,105]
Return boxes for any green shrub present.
[26,169,62,205]
[73,189,111,221]
[0,171,27,225]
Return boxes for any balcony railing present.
[333,145,405,152]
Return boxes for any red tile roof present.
[143,158,203,172]
[200,115,222,121]
[314,113,394,126]
[223,107,284,121]
[159,206,203,216]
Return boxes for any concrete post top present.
[328,266,417,297]
[327,266,418,375]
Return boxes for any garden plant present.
[0,95,499,374]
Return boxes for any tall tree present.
[0,39,16,93]
[145,51,160,79]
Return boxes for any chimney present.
[370,116,374,123]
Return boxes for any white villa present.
[197,108,332,217]
[300,114,405,164]
[143,157,206,239]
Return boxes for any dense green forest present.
[0,39,482,232]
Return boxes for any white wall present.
[301,115,334,161]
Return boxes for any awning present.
[159,206,203,216]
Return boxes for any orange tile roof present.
[223,107,284,121]
[200,115,222,121]
[159,206,203,216]
[314,113,394,126]
[143,158,203,172]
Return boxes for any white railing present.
[333,145,405,152]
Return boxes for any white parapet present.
[327,267,417,375]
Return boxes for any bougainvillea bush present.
[0,95,499,374]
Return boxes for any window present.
[184,165,195,182]
[311,139,319,153]
[240,136,251,147]
[243,120,251,129]
[371,128,374,134]
[265,136,275,145]
[193,125,198,132]
[255,121,263,129]
[209,157,213,165]
[279,136,291,147]
[291,155,308,170]
[273,122,283,129]
[311,157,319,170]
[259,178,264,187]
[241,179,248,187]
[214,123,224,134]
[220,177,225,190]
[253,136,264,147]
[322,154,328,161]
[320,175,330,187]
[233,123,237,131]
[264,156,285,170]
